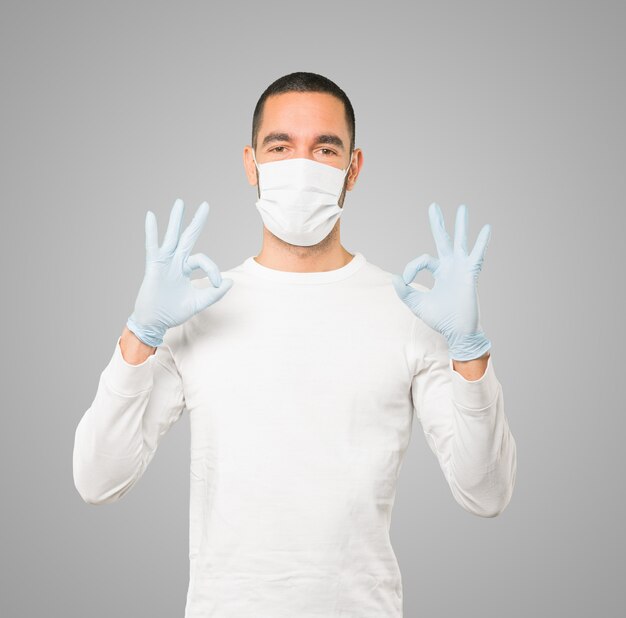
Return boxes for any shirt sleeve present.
[410,318,517,517]
[72,330,186,505]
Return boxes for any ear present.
[345,148,363,191]
[243,146,259,186]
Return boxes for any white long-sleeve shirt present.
[73,251,516,617]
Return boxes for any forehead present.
[259,91,349,139]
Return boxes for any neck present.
[254,223,354,273]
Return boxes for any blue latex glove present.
[126,198,234,347]
[392,203,492,361]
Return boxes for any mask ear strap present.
[252,149,261,197]
[343,150,354,177]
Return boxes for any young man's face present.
[243,91,362,204]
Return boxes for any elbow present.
[472,490,514,518]
[453,487,514,518]
[73,475,106,505]
[73,470,119,505]
[451,437,517,518]
[76,488,108,506]
[484,440,517,517]
[449,461,516,518]
[73,476,131,506]
[72,462,138,506]
[72,436,144,506]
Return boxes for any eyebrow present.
[260,132,345,151]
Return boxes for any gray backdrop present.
[2,0,624,616]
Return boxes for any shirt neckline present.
[241,251,366,284]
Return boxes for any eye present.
[319,148,337,156]
[269,146,287,153]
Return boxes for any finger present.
[183,252,222,287]
[145,210,158,259]
[469,222,492,269]
[161,198,185,254]
[402,253,438,284]
[177,201,210,257]
[392,274,425,311]
[453,203,468,255]
[428,202,453,257]
[195,278,234,311]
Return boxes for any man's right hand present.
[126,198,234,348]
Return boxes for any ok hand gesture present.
[127,199,234,348]
[392,203,492,361]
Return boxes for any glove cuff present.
[126,316,165,348]
[446,331,492,361]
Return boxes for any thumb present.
[195,278,234,311]
[392,274,426,318]
[392,274,412,302]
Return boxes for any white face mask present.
[251,149,354,246]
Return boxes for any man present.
[73,71,516,617]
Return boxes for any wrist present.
[126,315,165,348]
[445,331,492,361]
[120,326,157,364]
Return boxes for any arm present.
[410,322,517,517]
[72,327,186,505]
[73,199,233,505]
[452,351,490,381]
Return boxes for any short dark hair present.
[251,72,356,153]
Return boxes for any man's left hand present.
[392,202,492,361]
